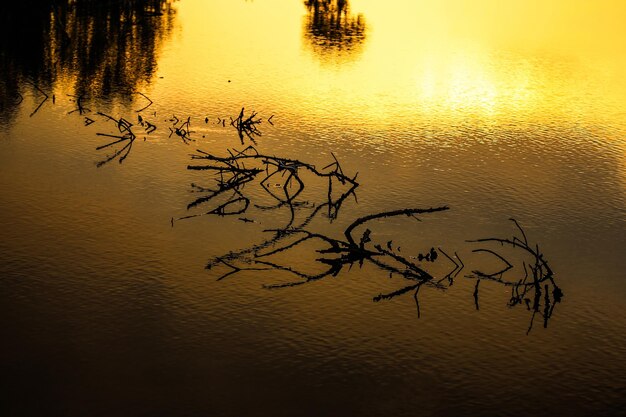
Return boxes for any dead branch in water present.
[68,94,90,115]
[34,89,561,331]
[344,207,448,247]
[199,204,561,331]
[179,145,359,228]
[205,203,450,310]
[94,112,137,167]
[28,83,49,117]
[168,115,194,144]
[231,107,262,145]
[467,219,563,334]
[134,91,153,113]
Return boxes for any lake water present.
[1,1,625,416]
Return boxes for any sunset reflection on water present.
[149,0,626,138]
[1,1,626,417]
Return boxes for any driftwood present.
[134,91,153,113]
[177,140,562,332]
[29,87,561,332]
[197,192,561,332]
[168,115,193,144]
[231,107,262,145]
[68,94,90,115]
[66,94,274,165]
[94,112,137,167]
[28,83,50,117]
[467,219,563,334]
[178,145,359,227]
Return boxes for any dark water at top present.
[1,1,625,416]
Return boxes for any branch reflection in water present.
[180,145,563,334]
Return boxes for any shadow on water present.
[302,0,367,62]
[0,0,176,124]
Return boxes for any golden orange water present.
[1,1,626,416]
[154,0,626,132]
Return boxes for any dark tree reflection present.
[0,0,176,123]
[303,0,366,62]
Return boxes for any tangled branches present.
[180,144,563,333]
[199,201,562,332]
[467,219,563,334]
[231,107,262,144]
[178,146,359,227]
[95,112,138,167]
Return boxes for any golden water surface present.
[1,1,625,416]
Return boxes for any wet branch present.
[28,83,49,117]
[467,219,563,333]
